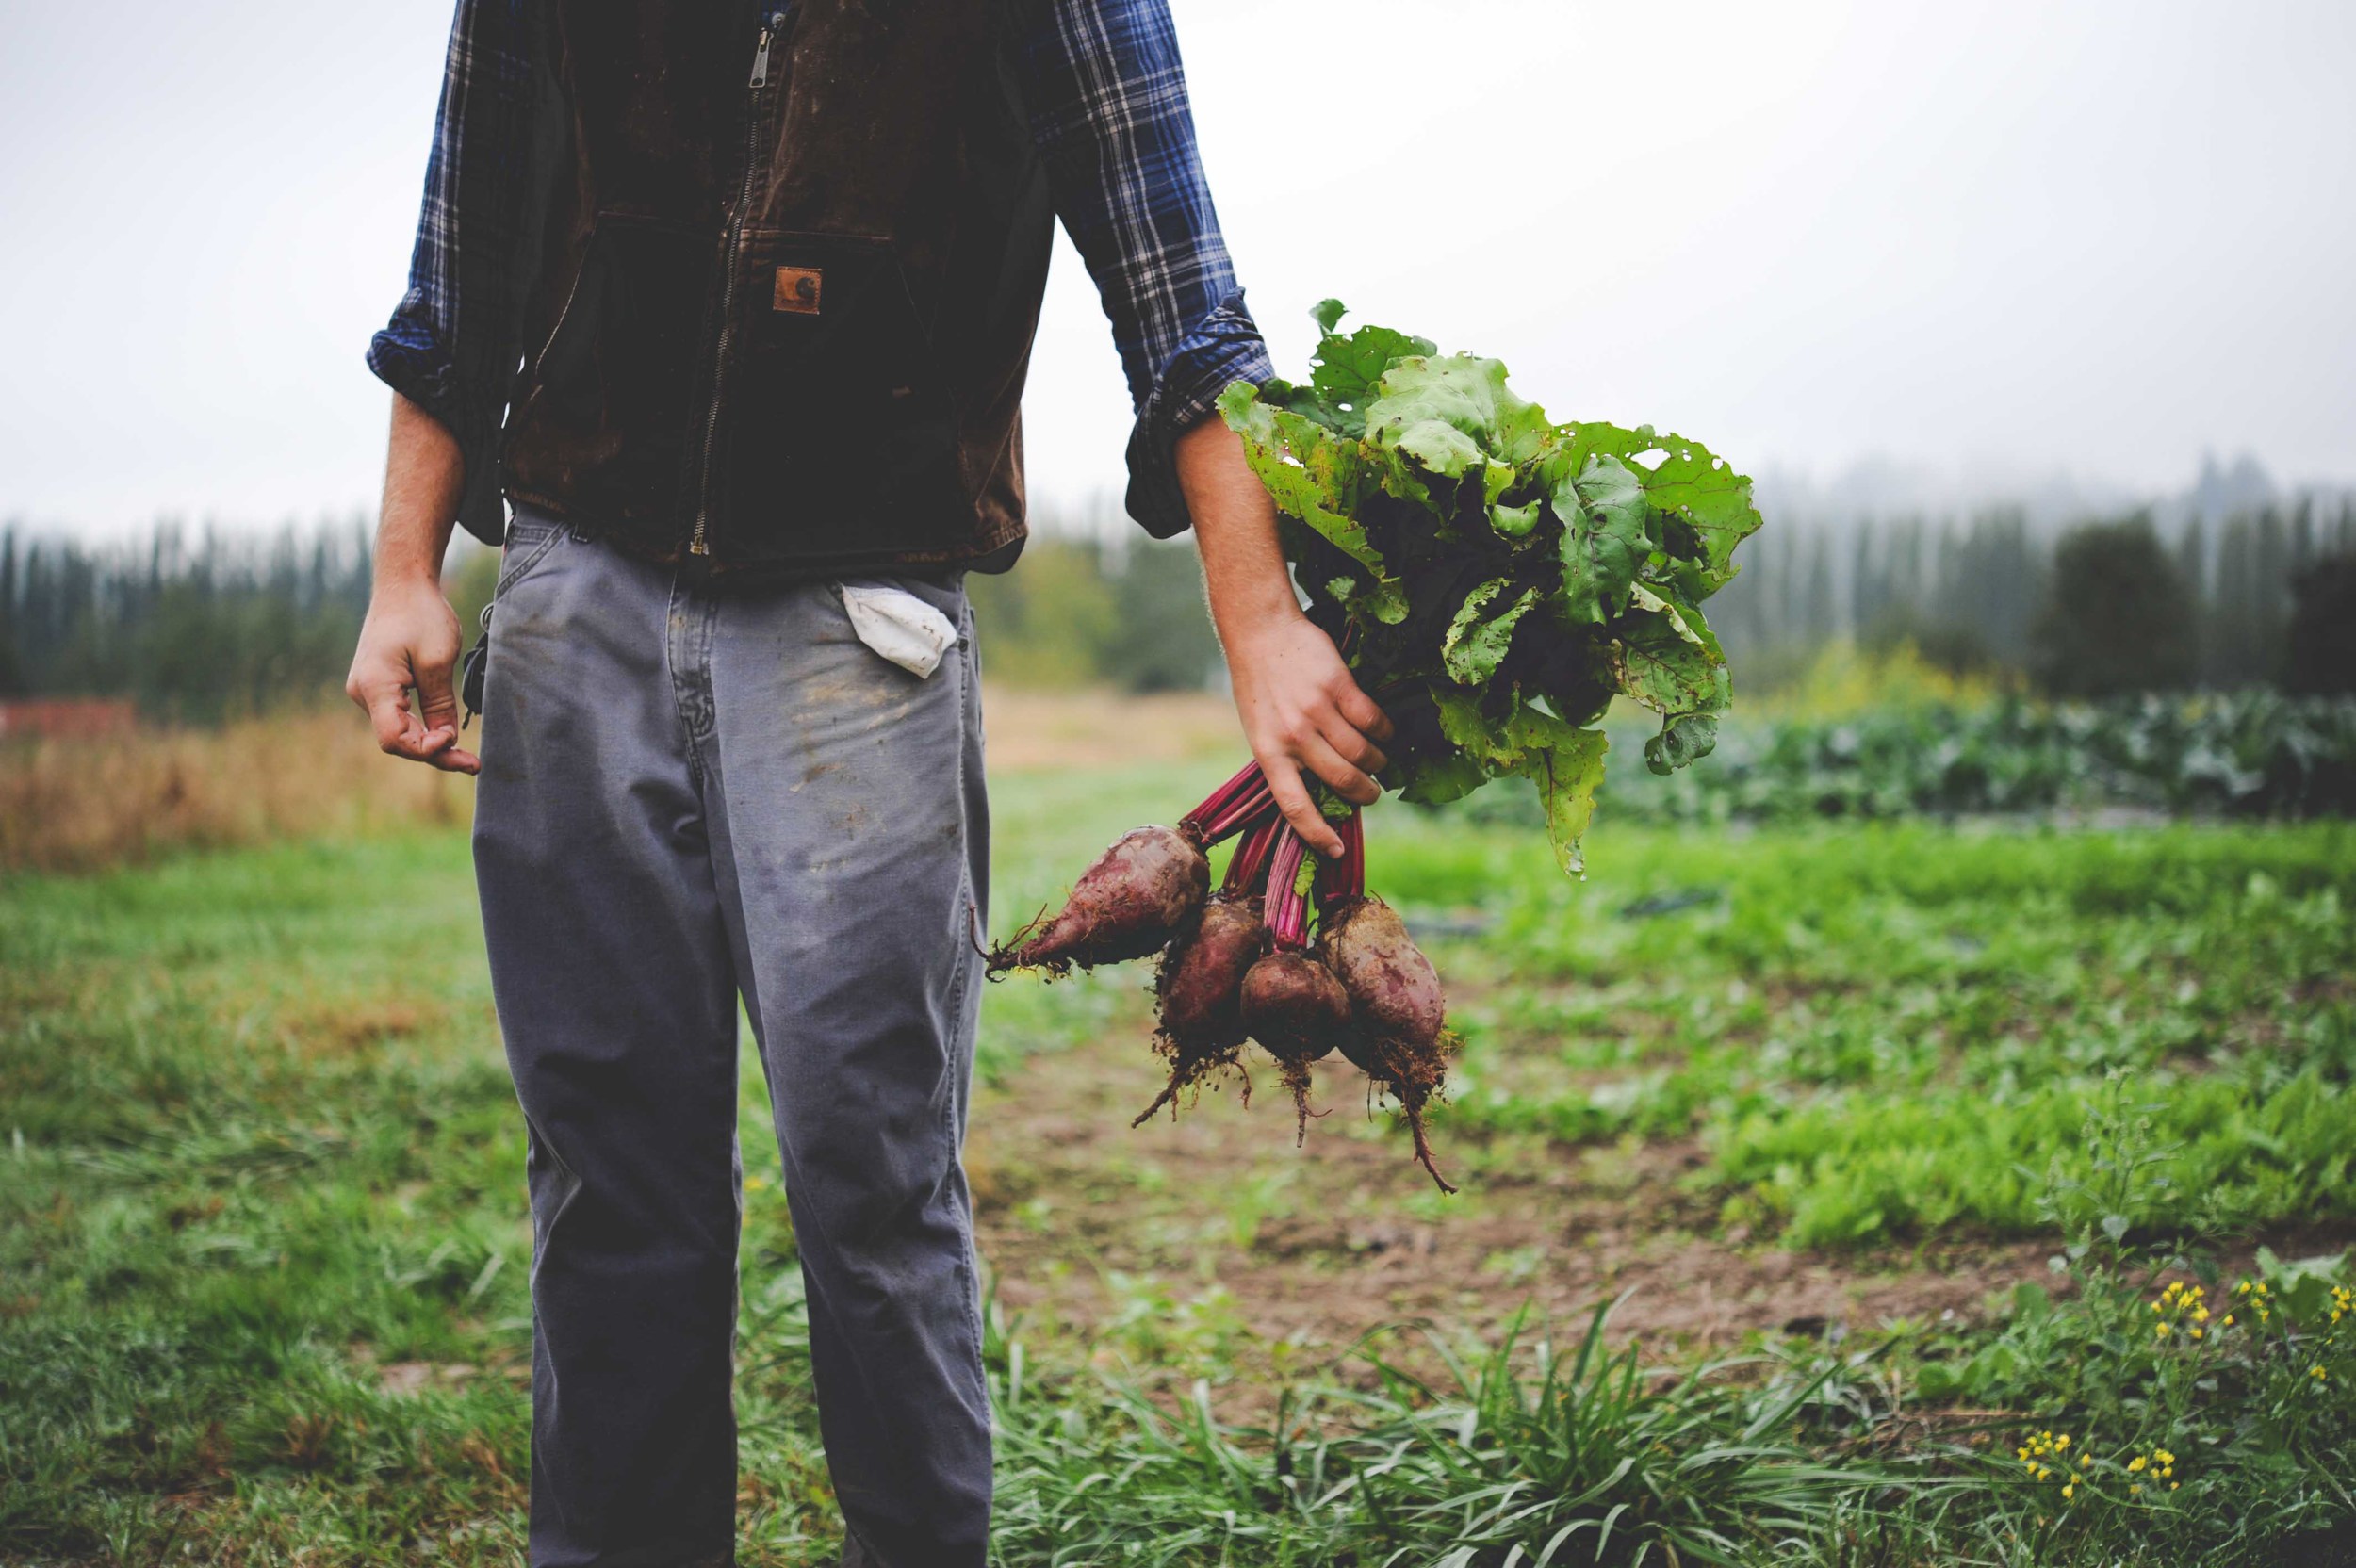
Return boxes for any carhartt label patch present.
[773,267,823,314]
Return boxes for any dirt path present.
[967,1001,2056,1379]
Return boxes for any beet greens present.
[994,305,1762,1189]
[1218,301,1765,874]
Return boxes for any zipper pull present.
[749,15,777,88]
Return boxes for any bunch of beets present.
[987,763,1459,1192]
[990,300,1765,1192]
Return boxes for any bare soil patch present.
[968,1006,2055,1371]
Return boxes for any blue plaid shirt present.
[368,0,1272,546]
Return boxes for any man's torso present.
[500,0,1058,579]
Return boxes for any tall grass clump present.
[990,1298,1889,1565]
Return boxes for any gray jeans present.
[472,510,990,1568]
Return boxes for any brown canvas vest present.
[501,0,1055,575]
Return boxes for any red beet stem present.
[1224,816,1283,897]
[1198,792,1277,845]
[1187,759,1263,822]
[1180,760,1275,845]
[1314,808,1366,912]
[1265,827,1312,950]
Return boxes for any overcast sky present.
[1,0,2350,538]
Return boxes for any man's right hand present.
[347,576,479,774]
[349,392,477,773]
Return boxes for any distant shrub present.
[1096,542,1222,694]
[2285,551,2356,696]
[2032,515,2199,698]
[1763,639,2006,722]
[966,540,1121,688]
[969,535,1221,694]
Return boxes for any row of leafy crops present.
[1451,692,2356,825]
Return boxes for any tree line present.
[4,498,2351,725]
[1,519,382,724]
[1705,498,2356,697]
[0,517,1227,723]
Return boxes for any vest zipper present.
[689,9,788,558]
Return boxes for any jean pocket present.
[833,578,962,678]
[492,520,567,602]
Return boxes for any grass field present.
[4,744,2354,1564]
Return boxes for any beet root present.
[1320,898,1445,1046]
[989,825,1209,977]
[1320,897,1458,1194]
[1134,895,1268,1127]
[1341,1030,1461,1195]
[1241,950,1348,1063]
[1241,950,1349,1143]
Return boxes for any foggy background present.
[1,0,2352,539]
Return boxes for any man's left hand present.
[1176,417,1390,859]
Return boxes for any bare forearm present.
[376,393,466,587]
[1178,417,1390,856]
[1179,418,1299,640]
[345,394,478,773]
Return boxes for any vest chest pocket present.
[714,232,972,564]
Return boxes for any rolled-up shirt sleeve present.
[1019,0,1277,538]
[367,0,546,546]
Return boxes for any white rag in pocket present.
[836,580,959,679]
